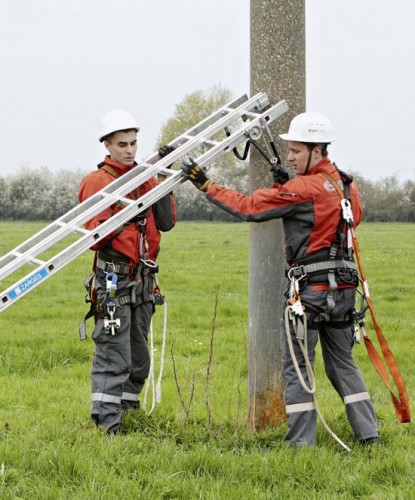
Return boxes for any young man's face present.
[286,141,321,175]
[104,130,138,166]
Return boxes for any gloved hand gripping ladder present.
[0,94,288,312]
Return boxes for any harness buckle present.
[288,298,304,317]
[104,311,121,336]
[341,198,354,226]
[106,271,117,297]
[287,266,306,281]
[104,271,121,335]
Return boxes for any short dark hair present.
[306,143,329,157]
[101,128,138,143]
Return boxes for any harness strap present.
[100,163,142,200]
[96,257,137,276]
[321,172,411,423]
[79,307,94,340]
[288,259,357,279]
[99,162,153,305]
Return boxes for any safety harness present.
[284,166,410,451]
[78,162,169,414]
[79,163,161,339]
[321,169,410,424]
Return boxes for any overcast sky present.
[1,0,414,181]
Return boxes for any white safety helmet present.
[279,112,335,143]
[98,109,140,142]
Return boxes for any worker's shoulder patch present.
[323,178,343,193]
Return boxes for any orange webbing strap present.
[351,231,410,422]
[100,164,142,199]
[321,173,411,423]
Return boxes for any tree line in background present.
[1,163,414,222]
[1,86,414,222]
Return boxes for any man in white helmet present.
[181,111,379,447]
[79,109,176,434]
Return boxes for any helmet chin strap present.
[304,146,313,174]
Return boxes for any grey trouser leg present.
[283,284,379,446]
[91,303,132,429]
[320,322,379,441]
[90,268,153,430]
[282,321,319,446]
[121,302,153,411]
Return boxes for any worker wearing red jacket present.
[79,109,176,434]
[181,112,379,447]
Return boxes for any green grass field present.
[0,220,414,499]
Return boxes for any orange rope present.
[351,229,411,423]
[321,173,410,423]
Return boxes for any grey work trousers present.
[282,286,379,446]
[90,271,153,431]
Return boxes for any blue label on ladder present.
[7,267,49,301]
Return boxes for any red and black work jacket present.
[205,157,362,265]
[78,156,176,264]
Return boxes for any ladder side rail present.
[0,98,287,281]
[173,94,250,139]
[0,99,289,312]
[101,99,287,215]
[73,97,284,227]
[0,95,251,271]
[68,97,287,230]
[0,94,268,278]
[166,92,267,141]
[185,100,289,171]
[0,171,184,312]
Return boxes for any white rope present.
[143,319,155,414]
[284,306,316,395]
[155,299,168,404]
[284,304,351,452]
[143,300,168,415]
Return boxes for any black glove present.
[158,144,175,165]
[158,144,175,180]
[181,158,212,192]
[270,163,290,185]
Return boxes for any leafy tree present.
[401,180,415,222]
[352,173,415,222]
[49,169,83,218]
[156,85,249,220]
[8,166,53,219]
[0,177,10,218]
[1,167,84,220]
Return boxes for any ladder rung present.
[182,135,219,148]
[30,257,46,266]
[118,197,135,206]
[74,227,90,236]
[203,139,220,147]
[242,111,262,119]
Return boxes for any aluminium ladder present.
[0,93,288,312]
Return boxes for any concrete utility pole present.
[248,0,305,430]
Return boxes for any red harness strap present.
[321,173,411,423]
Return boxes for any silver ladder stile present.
[0,94,288,312]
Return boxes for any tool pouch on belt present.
[128,260,158,307]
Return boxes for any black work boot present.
[106,424,121,436]
[359,436,380,446]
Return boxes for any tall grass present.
[0,220,414,499]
